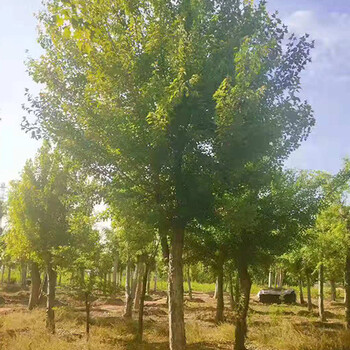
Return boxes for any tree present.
[24,1,314,348]
[6,142,94,332]
[218,169,325,349]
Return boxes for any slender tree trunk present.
[137,263,149,342]
[1,265,5,284]
[58,274,62,286]
[146,270,151,295]
[345,253,350,328]
[21,262,27,288]
[7,266,11,284]
[39,273,48,301]
[274,269,277,288]
[234,260,252,350]
[124,261,134,318]
[46,263,57,333]
[235,273,240,305]
[113,252,119,288]
[330,280,336,302]
[85,292,90,339]
[187,267,192,300]
[306,273,312,312]
[134,261,144,310]
[214,278,218,299]
[215,263,224,324]
[119,269,123,287]
[124,262,138,318]
[168,226,186,350]
[154,270,158,292]
[318,263,326,322]
[229,273,236,310]
[344,277,347,304]
[299,277,305,304]
[268,268,273,288]
[28,262,41,310]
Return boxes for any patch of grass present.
[186,322,234,344]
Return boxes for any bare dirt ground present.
[0,285,350,350]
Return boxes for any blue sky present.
[0,0,350,187]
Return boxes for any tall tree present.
[24,1,314,348]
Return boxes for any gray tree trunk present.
[124,261,134,318]
[85,292,91,339]
[234,260,251,350]
[146,270,151,295]
[215,263,224,324]
[28,262,41,310]
[299,277,305,304]
[112,251,119,288]
[168,226,186,350]
[1,265,5,284]
[137,263,149,342]
[134,261,144,310]
[7,266,11,284]
[46,263,57,333]
[187,267,192,300]
[268,268,273,288]
[153,270,157,292]
[119,269,123,287]
[306,273,312,312]
[229,273,236,310]
[318,263,326,322]
[213,277,218,299]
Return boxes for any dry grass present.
[0,287,350,350]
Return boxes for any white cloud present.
[285,10,350,82]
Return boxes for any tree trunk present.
[318,263,326,322]
[345,253,350,328]
[85,292,90,339]
[1,265,5,284]
[299,277,305,304]
[28,262,41,310]
[229,273,236,310]
[46,263,57,333]
[137,263,149,342]
[330,280,336,302]
[234,260,252,350]
[146,270,151,295]
[134,261,144,310]
[268,268,273,288]
[7,266,11,284]
[39,273,48,301]
[274,269,277,288]
[21,262,27,288]
[214,277,218,299]
[306,273,312,312]
[58,274,62,286]
[187,267,192,300]
[112,252,119,288]
[215,263,224,324]
[154,270,158,292]
[119,269,123,287]
[168,226,186,350]
[124,261,133,318]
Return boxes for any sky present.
[0,0,350,189]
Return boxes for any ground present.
[0,285,350,350]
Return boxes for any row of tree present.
[2,149,350,348]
